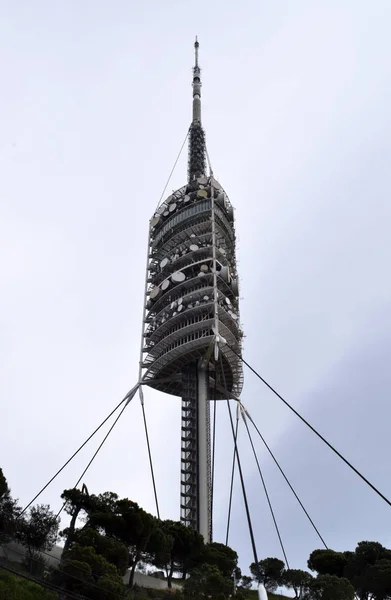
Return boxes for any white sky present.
[1,0,391,577]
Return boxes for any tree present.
[308,549,348,578]
[239,575,253,589]
[309,574,355,600]
[250,557,285,592]
[0,468,19,543]
[60,485,95,553]
[283,569,313,599]
[343,541,391,600]
[184,563,233,600]
[364,557,391,600]
[91,497,157,587]
[143,520,173,571]
[16,504,59,572]
[75,527,129,575]
[156,520,204,588]
[199,542,238,578]
[0,568,57,600]
[54,545,126,600]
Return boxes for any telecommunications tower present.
[139,39,243,542]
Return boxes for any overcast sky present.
[1,0,391,583]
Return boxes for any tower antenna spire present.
[192,36,201,122]
[188,37,206,181]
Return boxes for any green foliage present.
[308,549,348,578]
[198,542,238,578]
[343,541,391,600]
[54,545,126,599]
[308,541,391,600]
[283,568,313,599]
[309,573,355,600]
[158,520,204,587]
[143,521,173,569]
[0,468,19,544]
[89,496,157,586]
[16,504,59,560]
[184,563,233,600]
[364,557,391,599]
[249,557,285,592]
[75,527,129,575]
[240,575,253,589]
[0,569,56,600]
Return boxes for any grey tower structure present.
[139,40,243,542]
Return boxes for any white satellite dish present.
[172,271,186,283]
[150,286,161,300]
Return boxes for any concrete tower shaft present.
[140,41,243,541]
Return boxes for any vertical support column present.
[180,365,198,531]
[197,363,211,542]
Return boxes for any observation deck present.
[141,176,243,399]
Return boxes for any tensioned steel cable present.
[20,389,136,516]
[241,414,290,568]
[225,398,259,569]
[226,342,391,509]
[210,374,218,530]
[140,395,161,520]
[245,411,327,549]
[225,415,239,546]
[219,353,260,577]
[56,401,130,518]
[156,129,190,210]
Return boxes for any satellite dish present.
[210,178,221,190]
[189,244,199,252]
[200,264,209,273]
[161,279,170,291]
[220,266,230,282]
[184,195,190,203]
[160,257,170,269]
[172,271,186,283]
[163,211,169,217]
[215,193,225,208]
[203,295,210,301]
[151,216,160,227]
[197,189,208,198]
[231,278,239,296]
[178,297,183,305]
[169,203,177,213]
[225,297,232,306]
[197,177,208,185]
[177,304,183,312]
[150,286,161,300]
